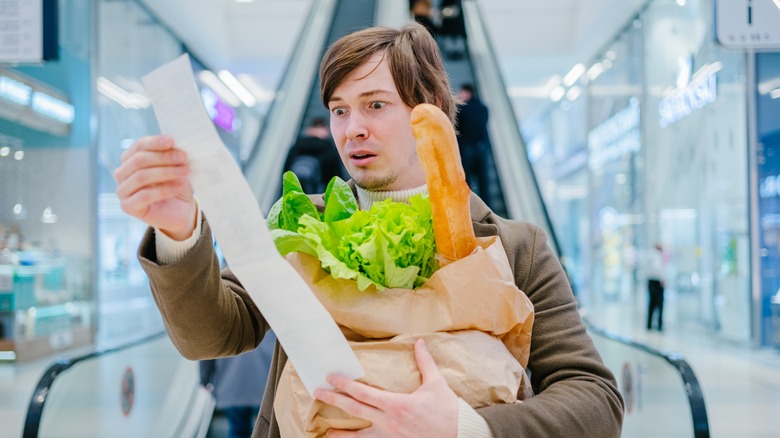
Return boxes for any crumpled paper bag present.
[274,236,534,437]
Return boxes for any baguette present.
[411,103,478,264]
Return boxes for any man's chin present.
[353,174,396,191]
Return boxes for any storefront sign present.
[760,174,780,199]
[658,60,719,128]
[588,99,641,170]
[716,0,780,49]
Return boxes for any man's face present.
[328,53,426,191]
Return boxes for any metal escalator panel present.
[243,0,338,213]
[24,333,214,438]
[244,0,379,214]
[461,0,560,257]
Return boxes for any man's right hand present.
[113,135,197,241]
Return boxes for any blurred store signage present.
[0,0,58,63]
[0,67,73,135]
[200,87,238,133]
[760,174,780,199]
[716,0,780,49]
[587,98,641,170]
[658,60,720,128]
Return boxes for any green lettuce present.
[268,171,437,290]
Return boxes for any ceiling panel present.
[134,0,650,119]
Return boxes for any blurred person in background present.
[646,243,666,331]
[439,0,466,59]
[455,83,490,200]
[410,0,437,38]
[283,117,344,194]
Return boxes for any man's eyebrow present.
[329,89,394,103]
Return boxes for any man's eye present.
[370,101,386,110]
[332,107,346,116]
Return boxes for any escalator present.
[22,2,708,436]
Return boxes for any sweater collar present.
[355,184,429,210]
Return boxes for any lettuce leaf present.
[271,171,437,290]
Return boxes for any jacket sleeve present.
[138,215,270,360]
[477,223,624,437]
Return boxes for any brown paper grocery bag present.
[274,236,534,437]
[275,332,530,438]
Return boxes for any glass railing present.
[461,0,558,254]
[586,320,710,438]
[23,332,213,438]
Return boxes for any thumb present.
[413,338,440,384]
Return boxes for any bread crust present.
[411,103,478,264]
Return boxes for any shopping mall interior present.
[1,0,779,436]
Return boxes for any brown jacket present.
[138,193,623,438]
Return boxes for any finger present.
[413,339,441,384]
[120,135,175,163]
[119,180,191,218]
[314,387,383,423]
[326,375,397,411]
[114,148,188,184]
[116,165,190,200]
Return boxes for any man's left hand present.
[313,338,458,437]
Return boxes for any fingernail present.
[159,135,172,146]
[174,150,186,162]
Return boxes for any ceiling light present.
[236,74,275,103]
[676,0,686,6]
[198,71,241,107]
[771,89,780,99]
[218,70,256,107]
[587,63,605,81]
[566,86,582,101]
[550,86,566,102]
[234,0,255,3]
[97,77,150,110]
[563,64,586,87]
[544,75,562,91]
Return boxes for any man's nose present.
[345,111,368,140]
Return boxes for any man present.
[114,23,623,437]
[455,84,491,201]
[646,243,666,331]
[283,116,344,194]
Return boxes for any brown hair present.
[319,22,457,124]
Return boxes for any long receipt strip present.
[142,54,364,395]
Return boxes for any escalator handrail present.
[583,318,710,438]
[22,331,168,438]
[460,0,562,258]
